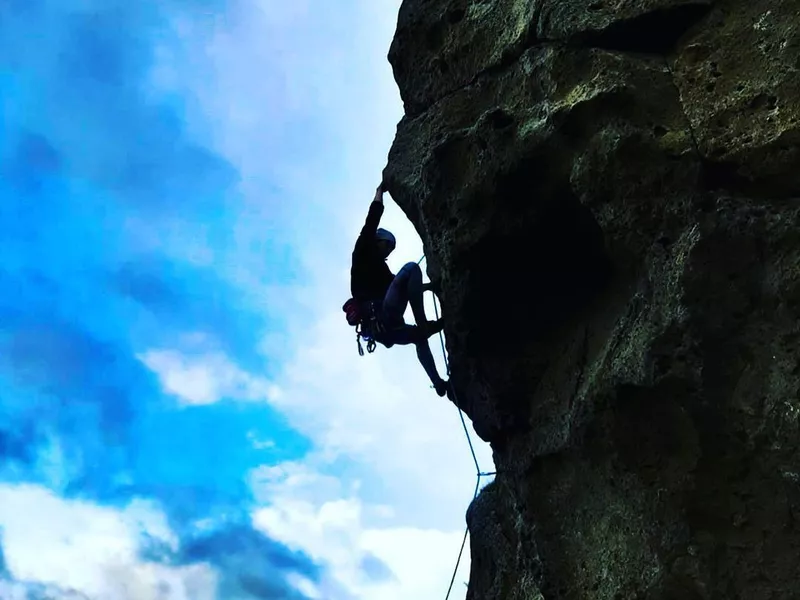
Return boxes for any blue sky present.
[0,1,494,598]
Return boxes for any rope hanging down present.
[418,255,496,599]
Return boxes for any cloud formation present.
[0,0,323,597]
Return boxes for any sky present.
[0,1,495,599]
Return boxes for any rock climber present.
[344,182,450,397]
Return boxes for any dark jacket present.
[350,200,394,303]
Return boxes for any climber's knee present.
[397,261,421,279]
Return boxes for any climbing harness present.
[343,298,386,356]
[345,252,435,356]
[415,255,496,600]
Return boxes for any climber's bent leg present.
[415,339,448,396]
[382,261,427,327]
[379,325,448,396]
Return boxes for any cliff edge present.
[382,0,800,598]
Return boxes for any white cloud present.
[138,348,279,406]
[0,484,218,600]
[360,527,473,600]
[286,572,322,600]
[0,580,88,600]
[247,430,277,449]
[251,460,474,600]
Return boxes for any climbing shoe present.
[422,280,442,295]
[421,318,444,338]
[433,378,450,398]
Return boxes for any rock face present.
[383,0,800,598]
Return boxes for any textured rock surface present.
[383,0,800,598]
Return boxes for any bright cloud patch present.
[251,461,472,600]
[139,348,279,405]
[0,484,217,600]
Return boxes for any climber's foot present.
[433,378,450,398]
[422,280,441,295]
[423,318,444,338]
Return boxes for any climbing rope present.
[431,288,481,475]
[418,255,496,599]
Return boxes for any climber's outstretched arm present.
[359,183,386,240]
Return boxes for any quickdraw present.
[355,301,385,356]
[355,322,376,356]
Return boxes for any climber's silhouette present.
[343,183,450,397]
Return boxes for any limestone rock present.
[388,0,538,116]
[537,0,713,49]
[466,480,545,599]
[670,1,800,195]
[384,0,800,597]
